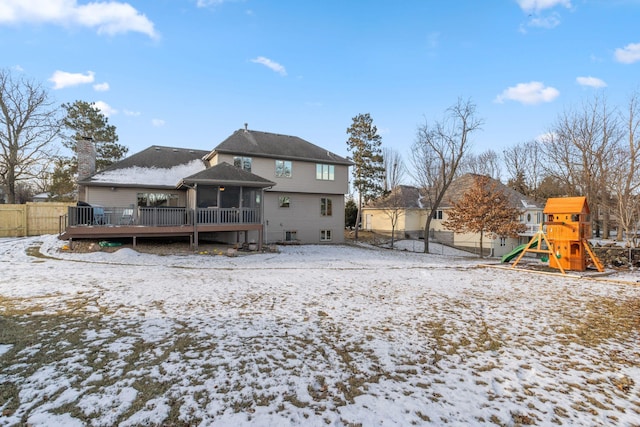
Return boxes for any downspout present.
[262,187,271,248]
[193,183,198,248]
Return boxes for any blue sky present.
[2,0,639,170]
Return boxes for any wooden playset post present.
[511,224,566,274]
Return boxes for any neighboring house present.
[361,185,428,238]
[362,174,544,257]
[32,192,50,202]
[63,127,353,247]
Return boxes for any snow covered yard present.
[0,236,639,426]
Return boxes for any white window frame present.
[320,229,332,241]
[285,230,297,241]
[234,156,252,172]
[316,164,335,181]
[321,197,333,216]
[275,160,292,178]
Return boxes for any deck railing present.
[67,206,261,227]
[196,207,260,224]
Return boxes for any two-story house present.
[63,127,352,248]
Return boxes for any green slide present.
[501,236,538,263]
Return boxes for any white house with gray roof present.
[64,127,352,248]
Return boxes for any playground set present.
[502,196,604,274]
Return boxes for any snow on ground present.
[0,235,639,426]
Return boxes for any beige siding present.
[264,193,344,244]
[215,153,349,194]
[362,208,426,238]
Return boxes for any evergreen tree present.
[47,157,76,201]
[344,197,358,228]
[442,175,526,257]
[346,113,385,239]
[61,100,127,173]
[506,171,529,196]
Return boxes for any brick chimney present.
[76,136,96,202]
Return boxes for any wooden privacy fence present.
[0,203,74,237]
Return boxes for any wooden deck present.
[60,206,264,249]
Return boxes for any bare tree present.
[610,92,640,246]
[540,94,622,238]
[382,146,405,192]
[410,98,483,253]
[460,149,502,181]
[503,140,545,200]
[0,69,60,203]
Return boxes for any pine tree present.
[47,158,76,201]
[346,113,385,239]
[61,100,127,172]
[344,198,358,228]
[442,175,526,257]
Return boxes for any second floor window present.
[316,164,335,181]
[321,197,332,216]
[432,210,443,220]
[275,160,292,178]
[234,156,252,172]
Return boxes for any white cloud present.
[0,0,158,38]
[536,131,555,144]
[123,110,141,117]
[614,42,640,64]
[517,0,571,13]
[527,13,561,29]
[576,76,607,88]
[495,81,560,105]
[93,82,110,92]
[151,118,165,127]
[517,0,571,32]
[49,70,95,89]
[251,56,287,76]
[93,101,117,117]
[197,0,226,7]
[196,0,243,8]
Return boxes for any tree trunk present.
[6,170,16,204]
[354,193,362,241]
[602,208,610,240]
[390,225,395,249]
[479,230,484,258]
[423,214,433,253]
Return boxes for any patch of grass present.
[559,296,640,347]
[25,244,57,260]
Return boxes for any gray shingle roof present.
[179,162,275,188]
[210,128,353,166]
[368,175,541,210]
[440,174,541,209]
[366,185,426,208]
